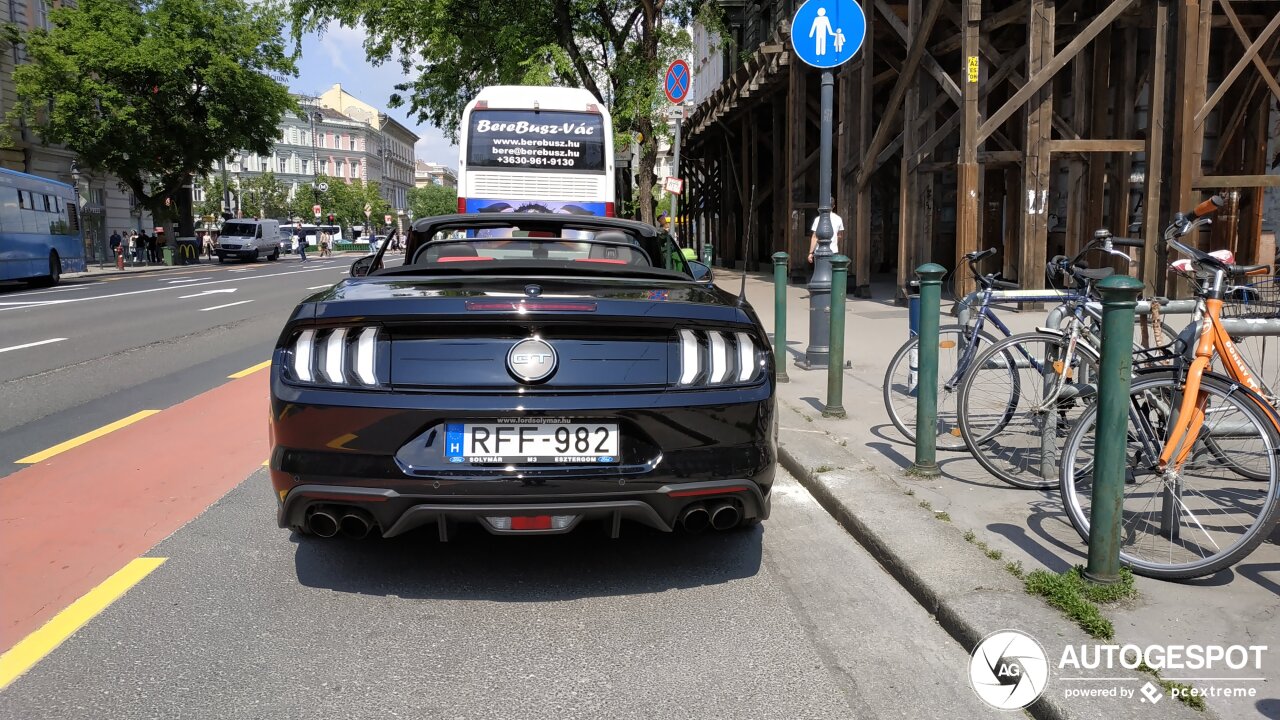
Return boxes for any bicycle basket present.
[1223,276,1280,318]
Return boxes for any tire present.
[217,256,226,264]
[883,325,999,451]
[1059,371,1280,579]
[957,331,1100,489]
[30,251,61,287]
[269,248,279,261]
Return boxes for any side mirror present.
[350,254,380,277]
[687,260,713,283]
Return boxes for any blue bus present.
[0,167,85,286]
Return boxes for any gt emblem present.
[507,338,558,383]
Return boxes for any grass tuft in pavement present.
[1136,662,1206,711]
[934,511,951,522]
[1022,567,1136,640]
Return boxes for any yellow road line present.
[0,557,166,690]
[16,410,161,464]
[228,360,271,379]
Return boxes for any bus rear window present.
[466,110,605,173]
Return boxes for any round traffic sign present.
[664,59,691,104]
[790,0,866,69]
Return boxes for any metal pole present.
[671,110,681,245]
[802,71,836,369]
[1083,275,1144,584]
[772,252,790,383]
[909,263,947,477]
[824,254,850,417]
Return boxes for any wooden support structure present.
[678,0,1280,301]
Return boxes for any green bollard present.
[772,252,790,384]
[824,255,850,417]
[909,263,947,477]
[1083,275,1145,584]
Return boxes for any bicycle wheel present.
[883,325,998,451]
[957,331,1100,489]
[1059,371,1280,579]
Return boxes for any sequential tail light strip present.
[736,333,755,382]
[708,332,728,384]
[678,329,700,385]
[293,329,315,382]
[355,328,378,386]
[321,328,348,384]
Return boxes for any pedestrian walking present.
[297,233,308,262]
[147,232,159,264]
[133,232,147,264]
[109,230,122,254]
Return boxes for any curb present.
[776,419,1216,720]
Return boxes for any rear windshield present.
[466,110,605,173]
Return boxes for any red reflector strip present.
[299,492,388,503]
[511,515,553,530]
[437,256,494,263]
[457,197,467,213]
[573,258,626,265]
[465,301,597,312]
[668,486,749,498]
[604,202,615,217]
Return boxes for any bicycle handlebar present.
[1110,237,1144,248]
[1185,195,1225,221]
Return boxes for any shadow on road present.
[291,521,765,601]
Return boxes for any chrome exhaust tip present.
[678,504,710,533]
[709,501,741,531]
[308,508,340,538]
[339,510,374,540]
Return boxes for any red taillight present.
[465,300,597,312]
[438,255,493,263]
[668,486,749,498]
[604,202,615,217]
[475,100,488,109]
[457,197,467,213]
[511,515,552,531]
[573,257,625,264]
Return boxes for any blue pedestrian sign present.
[790,0,866,69]
[664,59,690,104]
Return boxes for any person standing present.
[133,232,146,265]
[297,231,308,262]
[807,198,846,264]
[147,231,159,264]
[109,230,122,260]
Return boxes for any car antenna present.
[737,183,756,306]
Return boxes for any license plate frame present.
[444,420,620,464]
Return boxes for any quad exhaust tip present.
[308,508,340,538]
[339,510,374,539]
[709,501,741,531]
[678,503,710,533]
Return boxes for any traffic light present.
[327,213,335,223]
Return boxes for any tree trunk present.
[176,175,196,238]
[636,114,657,224]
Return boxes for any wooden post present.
[1085,27,1112,242]
[788,60,808,282]
[956,0,981,297]
[1019,0,1054,291]
[854,6,875,299]
[1170,0,1204,252]
[899,0,923,288]
[1141,0,1170,291]
[1065,44,1091,258]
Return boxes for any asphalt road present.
[0,470,999,719]
[0,256,1001,718]
[0,254,372,475]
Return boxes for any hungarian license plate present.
[444,421,619,464]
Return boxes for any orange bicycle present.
[1059,197,1280,579]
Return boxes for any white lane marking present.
[0,337,67,354]
[199,300,254,312]
[0,265,338,312]
[167,278,201,284]
[306,285,331,290]
[178,288,237,299]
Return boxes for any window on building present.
[351,161,360,177]
[350,136,358,150]
[302,159,310,175]
[278,156,286,172]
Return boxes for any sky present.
[290,27,457,170]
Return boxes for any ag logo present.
[968,629,1049,710]
[507,337,557,383]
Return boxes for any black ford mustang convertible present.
[268,214,776,540]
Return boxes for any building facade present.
[197,100,382,217]
[414,161,457,188]
[0,0,154,263]
[318,84,419,212]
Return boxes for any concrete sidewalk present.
[720,270,1277,719]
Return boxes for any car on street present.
[217,219,281,262]
[268,213,776,540]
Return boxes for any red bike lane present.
[0,371,270,651]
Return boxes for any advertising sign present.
[466,110,606,172]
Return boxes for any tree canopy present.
[407,184,458,218]
[12,0,297,235]
[288,176,391,227]
[289,0,714,224]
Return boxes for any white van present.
[217,219,282,262]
